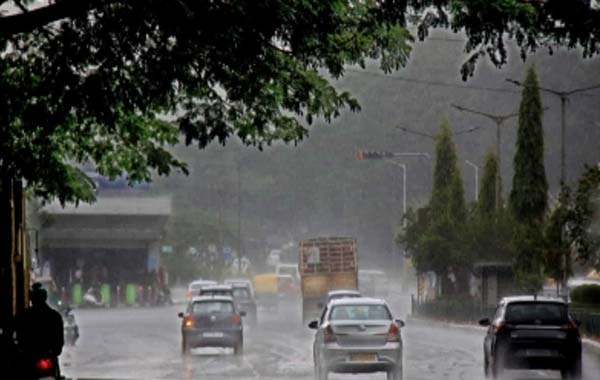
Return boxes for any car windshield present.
[505,302,568,325]
[233,288,251,299]
[279,267,296,276]
[192,301,234,314]
[330,304,391,321]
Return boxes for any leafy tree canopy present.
[510,66,547,224]
[0,0,412,203]
[2,1,599,205]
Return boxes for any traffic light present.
[356,151,394,160]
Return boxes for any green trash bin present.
[125,283,137,306]
[72,284,82,306]
[101,284,111,306]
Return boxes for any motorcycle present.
[62,306,79,346]
[30,355,60,380]
[156,287,173,306]
[82,286,103,308]
[12,351,60,380]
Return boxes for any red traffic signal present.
[356,151,394,160]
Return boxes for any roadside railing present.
[570,305,600,337]
[412,297,494,323]
[414,298,600,338]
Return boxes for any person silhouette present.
[16,283,64,376]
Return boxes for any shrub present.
[570,284,600,305]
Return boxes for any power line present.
[345,68,600,98]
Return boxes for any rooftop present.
[329,297,387,306]
[191,295,234,303]
[43,196,171,216]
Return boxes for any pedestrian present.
[15,283,64,378]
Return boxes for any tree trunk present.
[0,174,16,329]
[0,174,16,371]
[0,176,27,364]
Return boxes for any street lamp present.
[451,104,518,209]
[356,150,430,227]
[465,160,479,202]
[506,78,600,184]
[396,125,484,140]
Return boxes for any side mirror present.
[478,318,491,327]
[395,319,405,328]
[178,312,184,318]
[240,311,247,317]
[308,320,319,329]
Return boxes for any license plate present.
[525,349,553,357]
[203,332,224,338]
[350,353,377,362]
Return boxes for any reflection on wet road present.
[61,297,600,380]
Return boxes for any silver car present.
[309,297,404,380]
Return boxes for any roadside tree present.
[510,66,548,292]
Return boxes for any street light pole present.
[506,79,600,184]
[385,159,407,227]
[237,155,242,274]
[465,160,479,202]
[451,104,518,209]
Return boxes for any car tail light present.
[184,317,194,327]
[494,322,511,334]
[232,314,242,325]
[36,358,53,371]
[386,323,401,342]
[324,326,336,343]
[561,321,580,335]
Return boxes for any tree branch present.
[0,0,96,38]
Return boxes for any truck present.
[299,237,358,323]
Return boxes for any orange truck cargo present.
[299,237,358,323]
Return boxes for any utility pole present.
[465,160,479,202]
[384,160,407,227]
[506,79,600,184]
[451,104,518,209]
[236,154,242,274]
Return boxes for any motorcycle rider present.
[15,282,64,377]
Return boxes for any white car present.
[275,263,299,282]
[267,249,281,267]
[186,279,217,300]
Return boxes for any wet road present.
[60,297,600,380]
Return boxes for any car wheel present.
[387,365,403,380]
[491,346,505,379]
[181,336,190,355]
[315,363,328,380]
[234,341,244,356]
[561,357,582,380]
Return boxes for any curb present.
[408,315,600,355]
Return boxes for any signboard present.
[161,245,173,254]
[306,246,320,264]
[223,246,233,262]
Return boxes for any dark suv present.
[178,296,245,355]
[479,296,582,380]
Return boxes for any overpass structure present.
[40,195,171,300]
